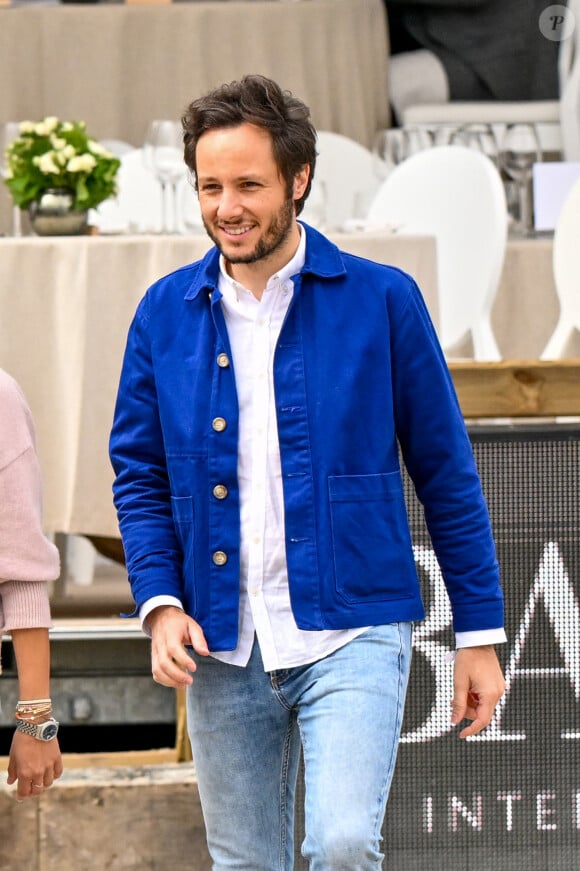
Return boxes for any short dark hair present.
[182,74,317,215]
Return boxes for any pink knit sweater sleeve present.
[0,580,52,632]
[0,369,59,633]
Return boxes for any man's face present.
[195,123,308,269]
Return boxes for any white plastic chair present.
[99,138,135,157]
[540,175,580,359]
[366,145,508,360]
[91,148,164,233]
[302,131,381,230]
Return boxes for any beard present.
[203,194,295,265]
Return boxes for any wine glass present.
[143,120,184,234]
[433,124,462,147]
[450,123,499,166]
[180,169,205,236]
[401,125,434,157]
[371,128,405,180]
[0,121,24,236]
[499,123,541,236]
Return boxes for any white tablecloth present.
[0,230,436,536]
[0,0,390,234]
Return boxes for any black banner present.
[297,423,580,871]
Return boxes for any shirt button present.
[212,551,228,566]
[212,417,227,432]
[217,353,230,368]
[213,484,228,500]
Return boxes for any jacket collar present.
[183,222,347,301]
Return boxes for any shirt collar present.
[218,224,307,302]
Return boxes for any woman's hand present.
[7,730,63,801]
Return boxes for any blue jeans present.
[186,623,413,871]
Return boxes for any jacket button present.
[213,484,228,500]
[212,550,228,566]
[217,353,230,368]
[212,417,227,432]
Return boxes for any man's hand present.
[451,645,505,738]
[147,605,210,688]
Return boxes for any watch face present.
[39,721,59,741]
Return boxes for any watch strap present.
[15,717,59,740]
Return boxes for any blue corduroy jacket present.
[109,223,503,651]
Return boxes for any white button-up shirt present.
[210,229,367,670]
[141,228,506,667]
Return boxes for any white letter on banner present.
[497,791,522,832]
[449,794,483,831]
[470,541,580,742]
[400,546,454,743]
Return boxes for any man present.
[110,74,506,870]
[386,0,561,122]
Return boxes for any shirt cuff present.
[139,595,183,637]
[455,628,507,648]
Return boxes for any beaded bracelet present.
[17,698,51,707]
[15,700,53,721]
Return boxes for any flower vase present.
[28,188,88,236]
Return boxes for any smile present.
[221,224,253,237]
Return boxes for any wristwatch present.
[15,717,59,742]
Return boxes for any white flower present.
[33,152,62,175]
[62,144,77,160]
[19,121,35,134]
[88,140,111,158]
[35,117,59,137]
[50,136,68,151]
[66,153,97,173]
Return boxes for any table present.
[0,0,388,146]
[492,235,576,359]
[0,0,390,237]
[0,230,436,537]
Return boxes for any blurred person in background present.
[0,368,62,801]
[386,0,561,123]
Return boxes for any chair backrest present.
[91,148,164,233]
[100,138,135,157]
[541,174,580,359]
[303,130,380,230]
[366,145,508,359]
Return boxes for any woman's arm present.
[6,625,63,801]
[0,371,63,800]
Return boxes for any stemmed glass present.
[371,128,405,180]
[401,125,434,157]
[1,121,24,236]
[180,168,205,235]
[499,123,542,236]
[143,120,185,234]
[450,123,499,166]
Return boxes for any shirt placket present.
[245,281,284,658]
